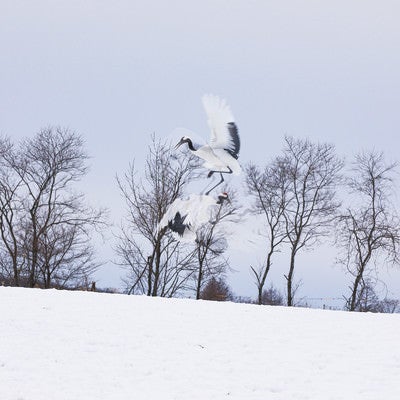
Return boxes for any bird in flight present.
[175,94,241,195]
[157,192,230,242]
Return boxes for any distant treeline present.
[1,128,399,313]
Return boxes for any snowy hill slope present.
[1,287,399,400]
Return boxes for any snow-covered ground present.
[1,287,399,400]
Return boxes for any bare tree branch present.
[0,128,106,288]
[115,135,199,296]
[280,136,343,306]
[336,151,400,311]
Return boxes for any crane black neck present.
[185,138,196,151]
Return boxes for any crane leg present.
[205,172,224,195]
[203,167,233,195]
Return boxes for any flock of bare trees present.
[2,128,399,312]
[336,152,400,311]
[115,134,399,311]
[0,128,105,289]
[246,137,343,306]
[245,138,400,311]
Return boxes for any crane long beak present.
[174,139,184,150]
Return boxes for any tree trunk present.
[258,251,273,305]
[257,286,263,305]
[196,269,203,300]
[286,247,296,306]
[10,252,19,286]
[349,262,367,311]
[151,243,162,296]
[147,255,153,296]
[29,238,38,288]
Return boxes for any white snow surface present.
[1,287,400,400]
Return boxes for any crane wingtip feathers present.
[202,94,234,123]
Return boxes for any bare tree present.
[280,137,343,306]
[0,137,25,285]
[116,135,200,297]
[260,284,284,306]
[0,128,106,288]
[348,278,399,313]
[35,223,100,289]
[200,276,233,301]
[245,161,289,305]
[336,151,400,311]
[192,188,239,299]
[378,298,400,313]
[352,278,382,312]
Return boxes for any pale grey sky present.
[1,0,400,300]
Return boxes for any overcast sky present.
[1,0,400,300]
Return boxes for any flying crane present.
[157,192,229,242]
[175,94,241,195]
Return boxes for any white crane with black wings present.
[175,94,241,195]
[157,192,229,242]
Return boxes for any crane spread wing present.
[167,212,188,236]
[157,198,189,233]
[202,94,240,159]
[187,194,217,226]
[157,194,218,238]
